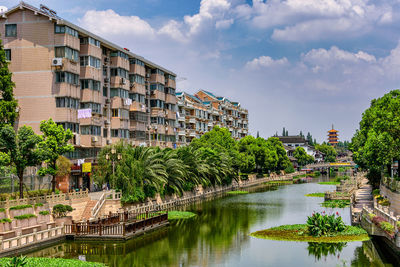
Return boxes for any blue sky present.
[3,0,400,142]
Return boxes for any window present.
[111,109,128,119]
[150,99,164,108]
[55,72,79,85]
[81,125,101,136]
[129,112,147,122]
[80,79,101,91]
[129,93,145,103]
[103,128,108,138]
[151,117,165,125]
[130,130,146,140]
[57,122,79,133]
[129,58,145,67]
[111,129,129,138]
[55,46,79,62]
[5,24,17,37]
[151,69,164,76]
[110,88,129,98]
[129,74,145,85]
[110,51,129,60]
[150,83,164,92]
[165,87,176,95]
[80,56,101,69]
[80,37,100,47]
[111,68,128,79]
[4,49,11,61]
[167,74,176,81]
[54,25,78,37]
[80,102,101,114]
[103,86,108,97]
[55,97,80,109]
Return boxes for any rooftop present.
[277,136,307,144]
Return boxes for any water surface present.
[27,178,397,266]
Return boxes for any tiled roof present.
[277,136,307,144]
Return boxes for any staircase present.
[81,200,98,220]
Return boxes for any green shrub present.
[372,189,380,196]
[321,200,350,208]
[14,214,36,220]
[397,221,400,229]
[306,212,346,237]
[34,203,43,207]
[39,211,49,215]
[378,198,390,206]
[0,208,5,213]
[0,257,105,267]
[9,204,32,210]
[52,204,73,218]
[284,165,295,174]
[0,218,12,223]
[380,221,395,235]
[368,213,376,220]
[4,256,27,267]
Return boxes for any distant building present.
[328,125,339,146]
[278,135,324,163]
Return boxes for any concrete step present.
[81,200,98,220]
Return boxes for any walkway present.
[351,177,373,224]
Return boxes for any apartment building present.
[0,2,178,163]
[176,90,249,145]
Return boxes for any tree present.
[350,90,400,186]
[0,38,18,127]
[286,130,288,136]
[0,124,42,198]
[315,143,337,163]
[256,131,259,138]
[293,147,314,167]
[299,131,303,137]
[267,137,291,172]
[38,119,74,192]
[282,127,286,136]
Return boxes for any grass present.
[168,211,197,220]
[321,200,350,208]
[14,213,36,220]
[39,210,50,215]
[251,224,369,243]
[293,174,307,179]
[305,193,325,197]
[9,204,33,210]
[318,181,340,185]
[0,257,105,267]
[35,203,44,207]
[227,190,249,195]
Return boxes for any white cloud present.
[216,18,234,30]
[184,0,231,35]
[158,20,187,43]
[79,9,155,38]
[302,46,376,65]
[245,56,289,69]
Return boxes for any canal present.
[26,178,397,266]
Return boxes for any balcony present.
[150,74,165,84]
[111,117,129,129]
[81,89,102,103]
[177,100,184,106]
[61,58,80,75]
[178,130,186,136]
[129,101,146,112]
[129,64,146,76]
[110,56,129,70]
[80,66,102,81]
[177,115,185,122]
[79,115,103,126]
[110,76,129,90]
[151,108,165,117]
[130,121,146,131]
[165,94,176,104]
[80,135,103,148]
[54,83,80,99]
[165,110,176,120]
[187,117,196,124]
[150,90,165,101]
[54,34,80,50]
[129,83,146,95]
[187,130,197,137]
[207,122,214,127]
[165,79,176,89]
[55,108,78,123]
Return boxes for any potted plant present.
[38,210,51,223]
[14,214,37,228]
[52,204,73,225]
[0,218,12,232]
[9,204,34,218]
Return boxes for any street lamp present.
[106,148,121,189]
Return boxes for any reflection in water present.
[25,182,399,267]
[307,242,347,261]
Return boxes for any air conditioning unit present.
[105,99,111,104]
[104,78,110,83]
[121,78,126,85]
[146,73,150,78]
[91,136,98,143]
[130,83,135,88]
[52,58,63,66]
[165,126,169,131]
[106,139,112,145]
[104,57,110,63]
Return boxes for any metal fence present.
[0,174,52,194]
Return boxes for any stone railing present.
[0,189,89,209]
[373,199,400,227]
[381,177,400,193]
[0,224,65,255]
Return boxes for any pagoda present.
[327,125,339,146]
